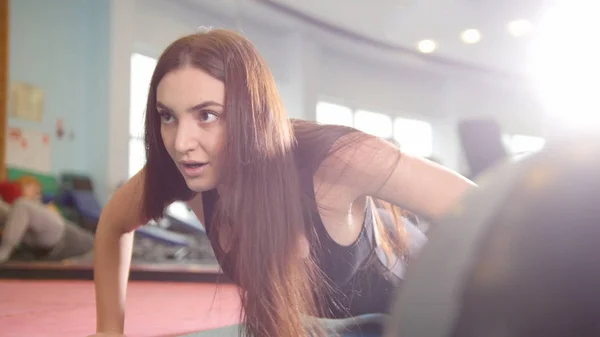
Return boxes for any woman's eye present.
[158,111,174,123]
[199,110,218,123]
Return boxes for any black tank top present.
[201,187,405,318]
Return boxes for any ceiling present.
[184,0,557,77]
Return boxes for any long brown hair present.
[142,29,408,337]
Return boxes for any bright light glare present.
[461,29,481,44]
[418,39,437,53]
[316,102,354,127]
[529,1,600,132]
[503,134,546,158]
[354,110,393,138]
[393,118,433,157]
[507,19,534,37]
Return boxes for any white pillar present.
[106,0,135,202]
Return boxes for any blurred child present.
[0,176,94,263]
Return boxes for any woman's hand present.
[87,333,126,337]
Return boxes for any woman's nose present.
[174,123,199,154]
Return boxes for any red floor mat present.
[0,280,241,337]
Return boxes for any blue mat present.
[135,225,191,247]
[65,190,192,247]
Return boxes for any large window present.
[315,101,434,158]
[393,118,433,157]
[316,102,354,127]
[354,110,393,139]
[129,53,157,178]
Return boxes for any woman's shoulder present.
[292,118,389,168]
[291,118,356,137]
[291,119,354,174]
[291,119,362,157]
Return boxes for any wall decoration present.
[56,118,64,139]
[6,127,52,173]
[8,82,45,122]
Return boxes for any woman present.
[0,176,94,263]
[92,29,475,337]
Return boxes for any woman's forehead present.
[156,67,225,108]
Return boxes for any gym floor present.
[0,279,241,337]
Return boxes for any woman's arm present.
[322,135,476,220]
[94,169,148,335]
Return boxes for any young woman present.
[92,29,475,337]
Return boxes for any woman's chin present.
[184,177,216,193]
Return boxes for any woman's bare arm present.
[374,152,475,219]
[321,135,476,220]
[94,169,148,334]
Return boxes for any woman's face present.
[157,66,227,192]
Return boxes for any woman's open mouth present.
[180,161,208,177]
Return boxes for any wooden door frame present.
[0,0,8,181]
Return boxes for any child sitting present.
[0,176,94,264]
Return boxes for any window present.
[354,110,393,138]
[128,137,146,178]
[129,53,157,178]
[503,134,546,159]
[316,102,354,127]
[393,118,433,157]
[315,102,434,157]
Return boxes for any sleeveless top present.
[201,189,410,318]
[199,120,422,318]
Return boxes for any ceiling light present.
[417,39,437,53]
[508,19,534,37]
[461,29,481,44]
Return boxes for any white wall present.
[9,0,116,201]
[132,0,294,91]
[9,0,94,174]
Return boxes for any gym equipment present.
[60,185,193,248]
[7,167,60,196]
[0,181,22,203]
[58,174,198,247]
[66,190,102,230]
[135,223,191,247]
[384,136,600,337]
[133,222,217,264]
[60,173,94,191]
[56,174,101,231]
[65,188,197,247]
[458,118,508,180]
[164,201,205,234]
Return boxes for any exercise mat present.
[181,313,386,337]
